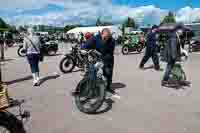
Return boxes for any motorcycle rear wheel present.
[74,79,106,114]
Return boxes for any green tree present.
[124,17,136,28]
[18,26,26,32]
[64,24,82,32]
[102,21,113,26]
[160,11,176,25]
[0,18,9,29]
[96,17,102,26]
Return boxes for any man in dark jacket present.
[161,26,181,86]
[81,28,120,98]
[139,25,160,70]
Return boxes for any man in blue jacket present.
[139,25,160,70]
[81,28,120,98]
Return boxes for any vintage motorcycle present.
[17,40,58,57]
[59,44,88,73]
[121,34,144,55]
[73,50,106,114]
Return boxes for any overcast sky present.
[1,0,200,26]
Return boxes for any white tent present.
[67,25,122,39]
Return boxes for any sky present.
[1,0,200,27]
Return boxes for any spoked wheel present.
[122,45,129,55]
[74,79,106,114]
[59,55,75,73]
[17,47,26,57]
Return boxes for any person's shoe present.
[154,66,160,71]
[33,80,38,86]
[106,89,120,100]
[111,93,121,100]
[139,65,144,70]
[71,91,79,96]
[161,80,169,86]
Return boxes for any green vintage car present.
[121,32,145,55]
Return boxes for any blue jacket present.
[81,34,115,65]
[146,31,157,48]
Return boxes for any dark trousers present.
[103,63,114,91]
[27,54,40,73]
[140,47,159,68]
[163,60,176,81]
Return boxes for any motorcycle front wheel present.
[74,78,106,114]
[17,47,26,57]
[122,45,129,55]
[59,55,76,73]
[0,112,26,133]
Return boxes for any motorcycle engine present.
[95,62,104,79]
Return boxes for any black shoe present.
[139,65,144,70]
[161,80,169,86]
[71,91,79,96]
[154,66,160,71]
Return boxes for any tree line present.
[0,11,178,34]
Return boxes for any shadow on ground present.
[5,75,33,85]
[163,80,191,90]
[111,82,126,90]
[39,74,60,85]
[0,58,15,62]
[142,65,164,71]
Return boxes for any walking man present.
[139,25,160,70]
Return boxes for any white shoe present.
[111,94,121,100]
[33,80,38,86]
[32,73,39,86]
[36,72,40,84]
